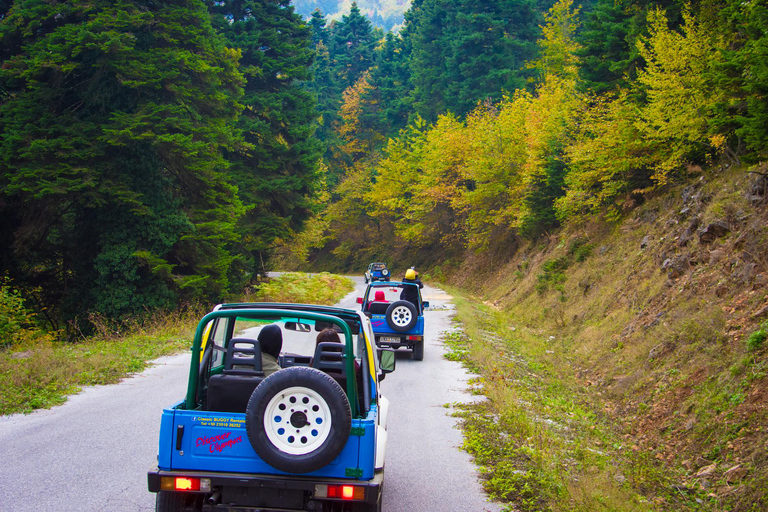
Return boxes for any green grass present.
[444,291,695,512]
[245,272,354,305]
[0,273,354,416]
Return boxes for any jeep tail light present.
[160,476,211,492]
[315,484,365,500]
[407,335,423,341]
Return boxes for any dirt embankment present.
[448,165,768,510]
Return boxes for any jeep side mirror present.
[356,297,364,304]
[378,348,396,376]
[422,301,430,309]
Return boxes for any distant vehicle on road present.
[364,262,390,283]
[357,282,429,361]
[148,303,396,512]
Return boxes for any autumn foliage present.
[299,0,768,267]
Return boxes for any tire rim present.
[390,305,413,327]
[264,386,332,455]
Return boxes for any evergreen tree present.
[306,9,343,155]
[0,0,245,323]
[366,31,414,136]
[309,8,329,47]
[332,2,377,90]
[407,0,541,120]
[205,0,322,276]
[577,0,686,94]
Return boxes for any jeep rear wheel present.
[385,300,418,332]
[246,366,351,474]
[412,340,424,361]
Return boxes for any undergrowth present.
[1,273,354,415]
[445,293,714,512]
[441,165,768,512]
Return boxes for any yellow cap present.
[405,268,416,280]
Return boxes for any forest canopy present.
[1,0,767,330]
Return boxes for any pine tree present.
[332,2,378,90]
[205,0,322,276]
[366,31,414,136]
[0,0,245,322]
[406,0,541,120]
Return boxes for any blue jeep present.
[147,303,395,512]
[356,282,429,361]
[364,263,390,283]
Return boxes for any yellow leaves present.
[636,7,728,175]
[559,91,652,221]
[337,71,384,159]
[530,0,582,85]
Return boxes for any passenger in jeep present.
[258,324,282,376]
[316,327,341,345]
[400,268,423,308]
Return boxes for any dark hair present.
[257,324,282,358]
[316,328,341,346]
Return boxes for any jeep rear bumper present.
[374,335,422,350]
[148,468,383,511]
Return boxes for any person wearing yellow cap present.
[400,267,423,307]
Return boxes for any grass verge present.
[0,273,354,416]
[445,290,714,512]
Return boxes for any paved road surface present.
[0,276,499,512]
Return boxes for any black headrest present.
[224,338,263,374]
[313,342,346,374]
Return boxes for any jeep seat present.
[312,342,346,388]
[207,338,266,413]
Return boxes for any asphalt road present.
[0,276,499,512]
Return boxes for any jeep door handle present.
[175,425,184,451]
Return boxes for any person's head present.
[405,268,416,280]
[316,328,341,346]
[374,290,386,301]
[258,324,282,358]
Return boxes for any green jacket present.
[262,353,281,376]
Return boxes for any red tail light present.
[315,484,365,500]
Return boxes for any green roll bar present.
[185,308,358,417]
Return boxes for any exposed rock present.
[11,351,32,360]
[723,464,748,484]
[641,235,650,249]
[698,221,730,244]
[662,256,690,279]
[753,304,768,319]
[695,463,717,479]
[748,173,767,204]
[733,261,757,284]
[709,249,726,265]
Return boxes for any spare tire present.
[385,300,418,332]
[245,366,351,474]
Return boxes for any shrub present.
[746,320,768,351]
[0,279,46,349]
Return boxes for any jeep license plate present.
[379,336,400,344]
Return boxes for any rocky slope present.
[448,164,768,509]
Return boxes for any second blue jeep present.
[356,282,429,361]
